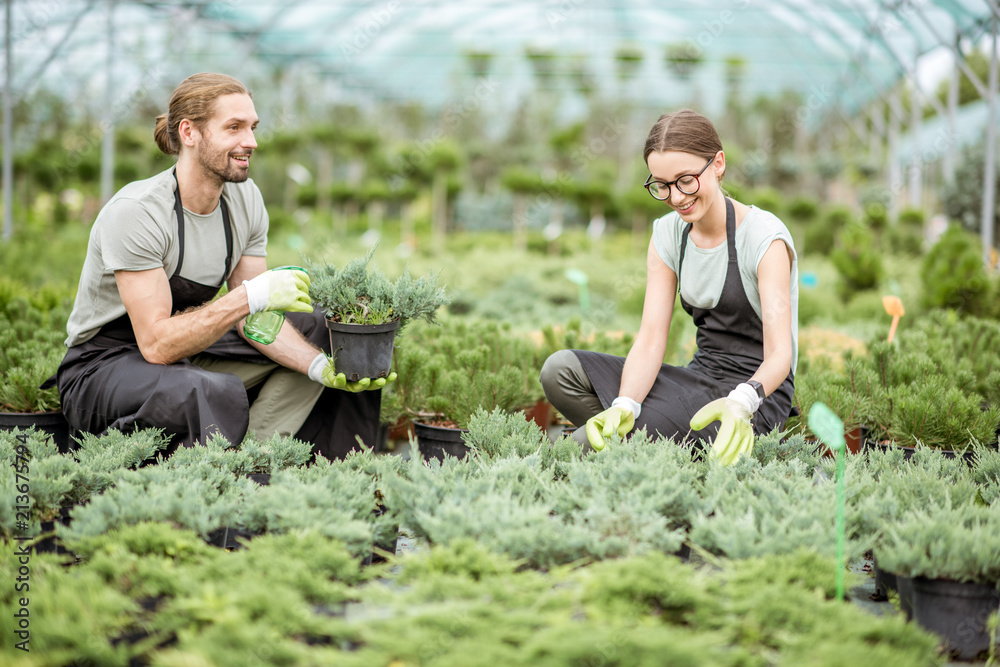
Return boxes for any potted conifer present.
[794,320,1000,459]
[876,504,1000,660]
[381,320,544,461]
[307,247,448,382]
[0,291,72,452]
[858,335,1000,458]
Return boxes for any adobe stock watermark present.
[384,77,501,191]
[577,264,646,330]
[340,1,403,63]
[727,83,834,187]
[255,108,299,148]
[846,123,960,227]
[55,65,168,183]
[545,0,586,28]
[418,609,475,664]
[873,0,930,36]
[583,628,631,667]
[11,0,61,43]
[513,116,627,232]
[666,0,754,67]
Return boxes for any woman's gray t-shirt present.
[65,167,269,347]
[651,205,799,374]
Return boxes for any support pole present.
[869,104,884,164]
[913,4,991,100]
[908,74,922,211]
[982,14,998,268]
[2,0,12,242]
[887,91,903,224]
[943,32,961,183]
[100,0,116,204]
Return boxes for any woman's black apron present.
[572,197,794,442]
[51,171,379,459]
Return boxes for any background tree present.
[501,166,546,252]
[425,141,463,252]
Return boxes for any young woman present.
[540,109,798,462]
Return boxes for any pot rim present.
[325,318,402,334]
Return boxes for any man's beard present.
[197,141,251,185]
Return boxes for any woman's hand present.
[690,383,761,465]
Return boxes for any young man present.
[49,73,390,459]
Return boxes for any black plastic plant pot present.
[911,576,1000,660]
[363,530,400,566]
[34,505,74,556]
[873,554,897,601]
[206,526,256,550]
[0,410,72,453]
[363,505,399,565]
[866,440,980,465]
[326,319,401,382]
[246,473,272,486]
[896,574,915,621]
[413,421,470,462]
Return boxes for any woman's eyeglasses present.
[643,156,714,201]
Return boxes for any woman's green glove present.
[585,401,637,451]
[690,383,761,465]
[308,353,397,392]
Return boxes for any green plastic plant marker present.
[564,268,591,312]
[808,402,847,602]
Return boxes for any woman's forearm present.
[618,333,667,404]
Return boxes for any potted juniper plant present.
[858,337,1000,459]
[307,246,448,382]
[418,350,539,462]
[382,319,544,461]
[876,503,1000,660]
[0,293,72,452]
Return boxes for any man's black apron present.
[51,171,379,459]
[572,197,794,442]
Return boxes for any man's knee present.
[183,368,246,405]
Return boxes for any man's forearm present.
[239,316,322,374]
[139,287,251,365]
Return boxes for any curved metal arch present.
[761,0,901,120]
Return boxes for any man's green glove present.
[243,268,313,314]
[585,397,640,451]
[308,353,396,392]
[689,383,761,465]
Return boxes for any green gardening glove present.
[585,405,636,452]
[689,384,759,465]
[308,353,396,392]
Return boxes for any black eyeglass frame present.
[643,156,715,201]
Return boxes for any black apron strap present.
[724,197,738,265]
[677,222,692,294]
[171,169,186,280]
[219,196,234,282]
[171,168,235,284]
[677,198,736,290]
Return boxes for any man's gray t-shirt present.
[651,205,799,374]
[65,167,269,347]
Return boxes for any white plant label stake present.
[564,268,591,312]
[808,401,847,601]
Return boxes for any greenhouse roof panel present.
[4,1,996,119]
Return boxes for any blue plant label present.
[800,272,818,288]
[808,402,845,451]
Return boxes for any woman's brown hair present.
[154,73,251,155]
[643,108,724,179]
